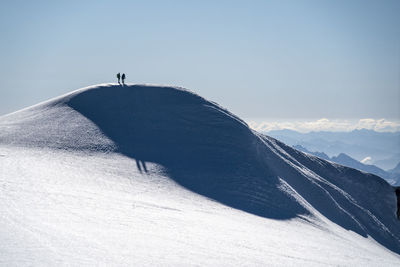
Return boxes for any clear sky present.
[1,0,399,125]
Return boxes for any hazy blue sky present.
[1,0,399,123]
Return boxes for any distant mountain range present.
[294,145,400,185]
[267,129,400,170]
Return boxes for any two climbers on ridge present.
[116,73,126,85]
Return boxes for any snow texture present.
[1,84,399,266]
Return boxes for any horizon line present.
[245,118,400,133]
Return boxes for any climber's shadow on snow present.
[67,84,309,220]
[136,159,148,173]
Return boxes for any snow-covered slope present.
[1,84,399,265]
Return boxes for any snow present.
[1,83,400,265]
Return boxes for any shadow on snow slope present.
[66,84,308,220]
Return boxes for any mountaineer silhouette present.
[121,73,126,85]
[116,73,121,84]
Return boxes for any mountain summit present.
[1,84,399,265]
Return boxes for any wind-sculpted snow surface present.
[1,84,399,265]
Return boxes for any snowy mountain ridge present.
[1,84,399,265]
